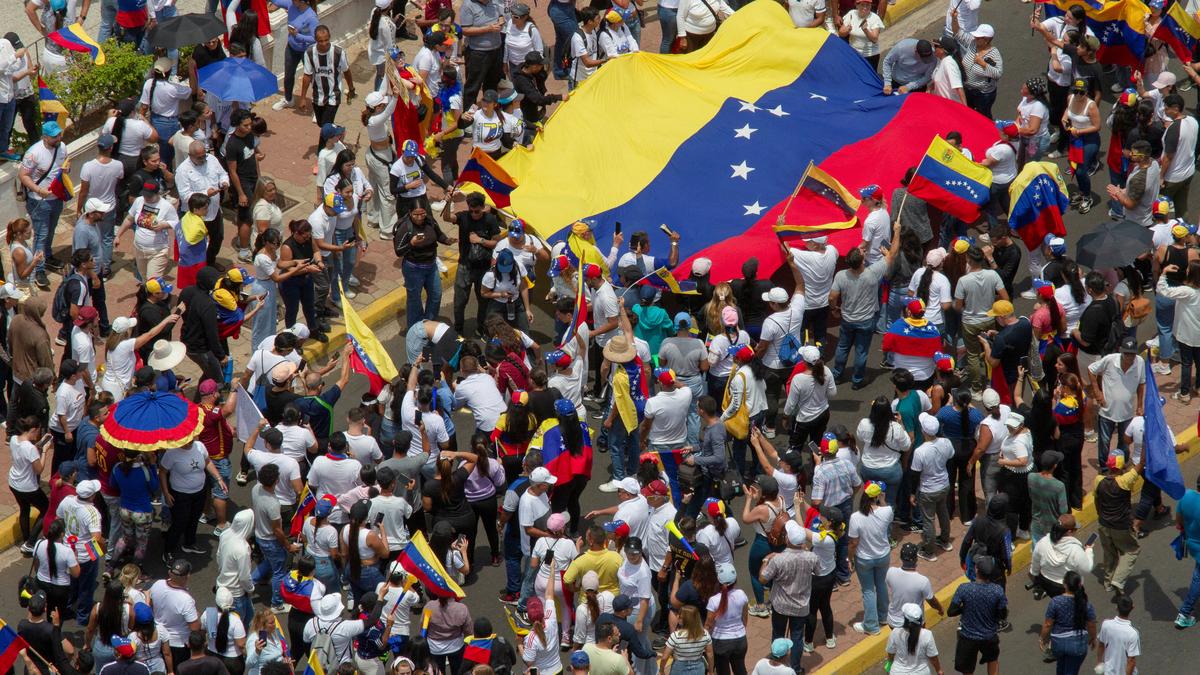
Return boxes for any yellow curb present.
[885,0,937,25]
[815,423,1200,674]
[0,507,39,554]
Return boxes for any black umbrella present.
[147,13,227,50]
[1074,219,1155,270]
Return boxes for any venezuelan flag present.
[48,24,105,65]
[342,290,399,395]
[116,0,148,28]
[398,531,466,599]
[800,162,862,217]
[273,616,289,657]
[0,620,28,674]
[1053,395,1082,426]
[280,570,320,614]
[1038,0,1149,68]
[1067,135,1084,176]
[498,2,997,283]
[529,416,593,486]
[48,169,74,201]
[881,317,943,358]
[302,647,324,675]
[457,147,517,208]
[38,78,68,128]
[908,136,992,222]
[463,636,494,664]
[1157,0,1200,61]
[640,266,699,295]
[1008,161,1070,251]
[557,275,589,349]
[289,484,314,537]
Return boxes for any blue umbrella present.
[197,57,278,104]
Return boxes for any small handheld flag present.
[273,615,289,657]
[908,136,993,222]
[48,169,74,202]
[302,646,324,675]
[420,608,432,637]
[342,289,399,395]
[457,147,517,208]
[638,267,699,295]
[38,78,68,129]
[664,519,699,560]
[0,619,30,674]
[48,24,106,65]
[398,531,467,599]
[290,484,315,537]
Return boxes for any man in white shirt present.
[858,184,890,265]
[641,479,677,633]
[76,134,125,276]
[639,368,692,452]
[307,433,364,525]
[1160,93,1197,216]
[369,466,414,556]
[343,407,383,464]
[239,332,301,400]
[244,423,304,515]
[754,243,806,438]
[1096,596,1140,675]
[517,466,555,611]
[910,413,955,560]
[930,36,965,104]
[1087,337,1145,473]
[787,0,826,27]
[492,219,549,276]
[174,140,229,268]
[584,262,621,398]
[450,354,507,432]
[791,237,838,349]
[587,477,651,542]
[20,121,67,288]
[150,559,202,665]
[885,543,943,629]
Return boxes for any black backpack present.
[51,274,86,325]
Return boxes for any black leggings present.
[712,636,748,675]
[10,486,48,547]
[805,571,835,643]
[165,488,205,553]
[550,476,588,535]
[998,469,1032,534]
[1057,427,1085,510]
[946,437,977,524]
[787,409,830,491]
[432,649,463,675]
[288,609,314,662]
[468,495,500,564]
[42,581,70,622]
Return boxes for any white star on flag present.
[809,93,828,101]
[768,105,789,117]
[730,161,755,180]
[734,124,757,140]
[738,101,760,112]
[743,201,766,216]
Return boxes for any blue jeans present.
[313,554,340,593]
[251,279,278,352]
[253,536,289,607]
[1096,417,1130,470]
[233,593,254,627]
[608,419,641,482]
[860,462,902,514]
[71,559,99,625]
[402,260,441,329]
[27,197,63,274]
[657,7,679,53]
[679,373,705,448]
[832,319,874,384]
[1157,293,1178,361]
[831,498,853,582]
[1107,167,1127,216]
[1181,560,1200,615]
[150,113,182,169]
[855,553,890,633]
[1051,634,1088,675]
[518,553,535,611]
[98,210,117,272]
[98,0,117,42]
[1074,132,1101,198]
[349,563,384,606]
[548,2,577,77]
[333,228,358,293]
[0,99,16,154]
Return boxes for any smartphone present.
[309,256,319,265]
[330,351,340,360]
[374,512,385,527]
[257,630,268,641]
[39,433,53,447]
[1085,532,1098,547]
[614,221,622,235]
[456,534,467,547]
[172,305,183,316]
[528,669,538,675]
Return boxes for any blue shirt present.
[273,0,317,52]
[951,580,1007,641]
[112,461,161,513]
[74,420,100,480]
[1178,490,1200,559]
[1045,594,1095,636]
[936,405,984,442]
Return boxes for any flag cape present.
[565,232,610,278]
[341,290,399,395]
[1053,395,1082,427]
[493,1,999,283]
[457,147,517,208]
[1008,161,1070,250]
[289,484,314,537]
[1144,359,1186,499]
[529,418,593,486]
[392,63,434,157]
[908,135,992,222]
[640,266,699,295]
[0,620,28,674]
[1039,0,1150,68]
[1157,0,1200,61]
[281,571,320,614]
[665,519,699,559]
[1067,135,1084,176]
[48,169,74,201]
[38,78,68,128]
[48,24,106,65]
[643,449,686,506]
[302,646,324,675]
[880,318,942,358]
[398,531,467,599]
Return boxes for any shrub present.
[45,39,155,138]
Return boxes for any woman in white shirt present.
[361,85,399,233]
[1017,76,1052,161]
[104,99,159,177]
[250,228,308,353]
[676,0,732,52]
[482,249,533,330]
[720,348,768,483]
[505,6,545,72]
[695,501,741,568]
[367,0,397,89]
[252,178,284,235]
[885,603,942,675]
[100,312,178,400]
[782,345,837,455]
[908,248,953,334]
[301,496,342,592]
[839,1,884,67]
[9,416,50,554]
[50,361,88,472]
[202,588,247,667]
[598,12,639,57]
[325,174,370,300]
[571,571,614,649]
[855,396,911,511]
[997,412,1034,540]
[971,389,1010,506]
[34,519,79,619]
[523,569,562,675]
[531,512,577,643]
[704,563,748,672]
[1053,263,1090,332]
[848,483,894,636]
[463,90,510,158]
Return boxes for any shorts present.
[954,633,1000,673]
[1076,350,1102,384]
[210,457,232,499]
[236,203,252,224]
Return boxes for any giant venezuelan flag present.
[496,2,998,282]
[1038,0,1150,68]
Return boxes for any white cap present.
[529,467,558,485]
[800,345,821,365]
[1005,412,1025,429]
[970,23,995,39]
[981,388,1001,408]
[1153,71,1178,89]
[215,587,234,610]
[0,283,28,301]
[691,257,712,276]
[375,0,392,8]
[286,323,311,340]
[76,480,100,499]
[902,602,924,623]
[365,91,386,108]
[809,235,828,245]
[111,316,138,334]
[617,477,641,494]
[762,287,789,304]
[785,520,806,546]
[717,563,737,585]
[84,198,112,215]
[919,412,940,438]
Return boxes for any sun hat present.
[315,593,344,620]
[602,334,637,363]
[146,339,186,371]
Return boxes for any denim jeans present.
[253,536,289,607]
[608,419,641,482]
[283,46,305,102]
[1096,417,1130,470]
[0,99,16,154]
[1180,342,1200,395]
[860,462,903,513]
[1157,293,1178,361]
[657,7,679,53]
[504,545,523,595]
[679,373,705,448]
[831,498,853,582]
[770,612,806,672]
[965,87,997,119]
[517,553,536,612]
[877,290,907,341]
[71,559,99,625]
[832,319,874,385]
[27,197,63,274]
[402,260,441,329]
[1050,634,1089,675]
[97,210,117,272]
[232,593,254,627]
[313,554,340,594]
[332,228,358,293]
[1181,560,1200,616]
[548,2,577,77]
[1074,132,1101,198]
[150,112,182,169]
[1107,167,1127,217]
[98,0,117,42]
[855,553,890,633]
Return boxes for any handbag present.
[18,546,39,608]
[721,370,750,440]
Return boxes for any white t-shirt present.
[470,109,505,153]
[792,246,839,309]
[78,158,125,207]
[985,141,1018,184]
[590,282,621,346]
[1097,617,1140,675]
[886,627,939,675]
[102,116,156,158]
[245,449,302,506]
[400,396,450,463]
[570,30,600,83]
[1087,354,1145,422]
[885,567,934,627]
[34,539,78,585]
[303,617,367,665]
[518,489,551,555]
[1000,430,1034,473]
[160,442,209,493]
[277,424,317,462]
[504,20,543,66]
[412,47,442,95]
[521,602,561,673]
[750,660,796,675]
[302,518,340,558]
[1055,285,1091,331]
[598,24,639,57]
[129,196,179,250]
[451,373,506,432]
[911,437,954,493]
[71,327,96,383]
[856,419,910,470]
[759,293,806,369]
[615,494,651,542]
[848,505,894,561]
[843,10,884,57]
[1018,98,1050,138]
[787,0,826,26]
[50,380,87,433]
[643,387,692,446]
[705,589,749,639]
[149,580,200,648]
[696,520,741,568]
[103,338,138,390]
[861,208,891,265]
[931,55,963,101]
[482,260,529,300]
[532,537,578,582]
[1164,115,1198,183]
[979,406,1010,455]
[8,437,41,492]
[202,608,247,657]
[308,454,364,503]
[618,558,653,600]
[344,432,383,465]
[906,268,953,326]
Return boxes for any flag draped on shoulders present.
[1008,161,1069,250]
[529,418,593,484]
[881,317,942,357]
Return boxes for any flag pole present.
[776,161,814,231]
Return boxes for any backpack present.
[765,502,790,547]
[309,618,343,674]
[51,274,86,325]
[1101,297,1125,354]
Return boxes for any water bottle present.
[506,296,516,322]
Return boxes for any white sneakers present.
[1020,289,1037,300]
[598,480,619,493]
[1153,362,1172,376]
[271,98,293,111]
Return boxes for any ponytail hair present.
[1064,570,1089,631]
[903,618,922,655]
[916,265,935,304]
[215,607,232,654]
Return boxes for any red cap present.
[511,390,529,406]
[906,298,925,316]
[733,345,754,363]
[583,263,603,279]
[707,501,723,517]
[642,479,669,497]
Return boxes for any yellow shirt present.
[564,548,623,593]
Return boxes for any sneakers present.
[1015,529,1031,541]
[1046,150,1063,159]
[348,275,361,288]
[1176,613,1197,629]
[1108,208,1122,221]
[237,249,253,263]
[55,336,66,347]
[380,232,393,241]
[499,592,519,605]
[1174,391,1192,404]
[835,577,852,587]
[34,271,49,290]
[198,514,212,525]
[212,526,227,537]
[1020,289,1037,300]
[825,637,837,649]
[1078,196,1095,214]
[802,642,815,653]
[1084,429,1098,443]
[430,200,447,212]
[917,549,938,562]
[19,542,33,556]
[851,622,880,636]
[345,289,358,299]
[749,604,771,618]
[235,472,249,486]
[181,544,209,555]
[763,427,776,439]
[939,540,955,552]
[598,480,620,493]
[1154,362,1173,376]
[271,98,294,111]
[271,604,289,614]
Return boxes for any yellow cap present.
[986,300,1014,318]
[605,9,622,22]
[212,288,238,311]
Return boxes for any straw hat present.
[147,340,186,371]
[602,334,637,363]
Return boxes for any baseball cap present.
[800,345,821,365]
[324,192,348,214]
[986,300,1014,317]
[859,184,882,200]
[547,349,572,369]
[692,257,712,276]
[482,89,499,103]
[314,495,337,518]
[511,390,530,407]
[512,2,531,15]
[570,651,590,668]
[771,638,793,659]
[934,351,954,372]
[721,306,739,327]
[603,520,631,537]
[529,467,558,485]
[0,283,28,302]
[112,316,138,334]
[402,139,419,158]
[553,398,576,417]
[42,121,62,137]
[762,287,789,304]
[970,24,994,38]
[1005,412,1025,429]
[674,311,693,329]
[612,594,633,612]
[74,305,99,327]
[900,542,919,562]
[75,479,100,498]
[902,602,924,623]
[169,558,192,576]
[1153,71,1178,89]
[919,412,940,437]
[654,367,676,387]
[1047,236,1067,256]
[496,249,516,272]
[915,39,933,56]
[198,378,219,396]
[582,263,603,279]
[320,123,346,142]
[133,602,154,625]
[508,219,526,238]
[642,479,669,497]
[364,91,386,108]
[716,563,737,585]
[111,636,135,658]
[617,477,641,494]
[784,520,805,546]
[624,536,644,556]
[981,388,1001,408]
[96,133,116,149]
[581,571,600,591]
[906,297,926,316]
[1119,336,1139,354]
[547,512,568,532]
[936,35,957,53]
[864,481,884,498]
[144,277,173,295]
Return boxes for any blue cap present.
[508,219,525,238]
[554,398,576,417]
[57,460,77,479]
[319,123,345,141]
[674,311,692,329]
[324,192,348,214]
[638,284,657,303]
[314,496,335,518]
[570,651,590,668]
[771,638,794,659]
[42,121,62,137]
[496,248,515,272]
[133,602,153,625]
[859,184,881,200]
[402,139,419,157]
[389,47,404,61]
[50,0,66,10]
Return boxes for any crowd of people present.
[2,0,1200,674]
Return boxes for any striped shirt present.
[665,629,711,662]
[302,45,349,107]
[953,30,1003,93]
[810,455,862,506]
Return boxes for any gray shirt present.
[695,421,727,477]
[460,0,504,51]
[250,483,282,541]
[955,269,1005,324]
[1125,161,1162,226]
[72,217,102,262]
[831,260,887,324]
[891,187,932,245]
[880,39,937,89]
[658,337,706,377]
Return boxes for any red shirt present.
[424,0,452,22]
[95,438,122,497]
[198,404,234,461]
[44,477,76,536]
